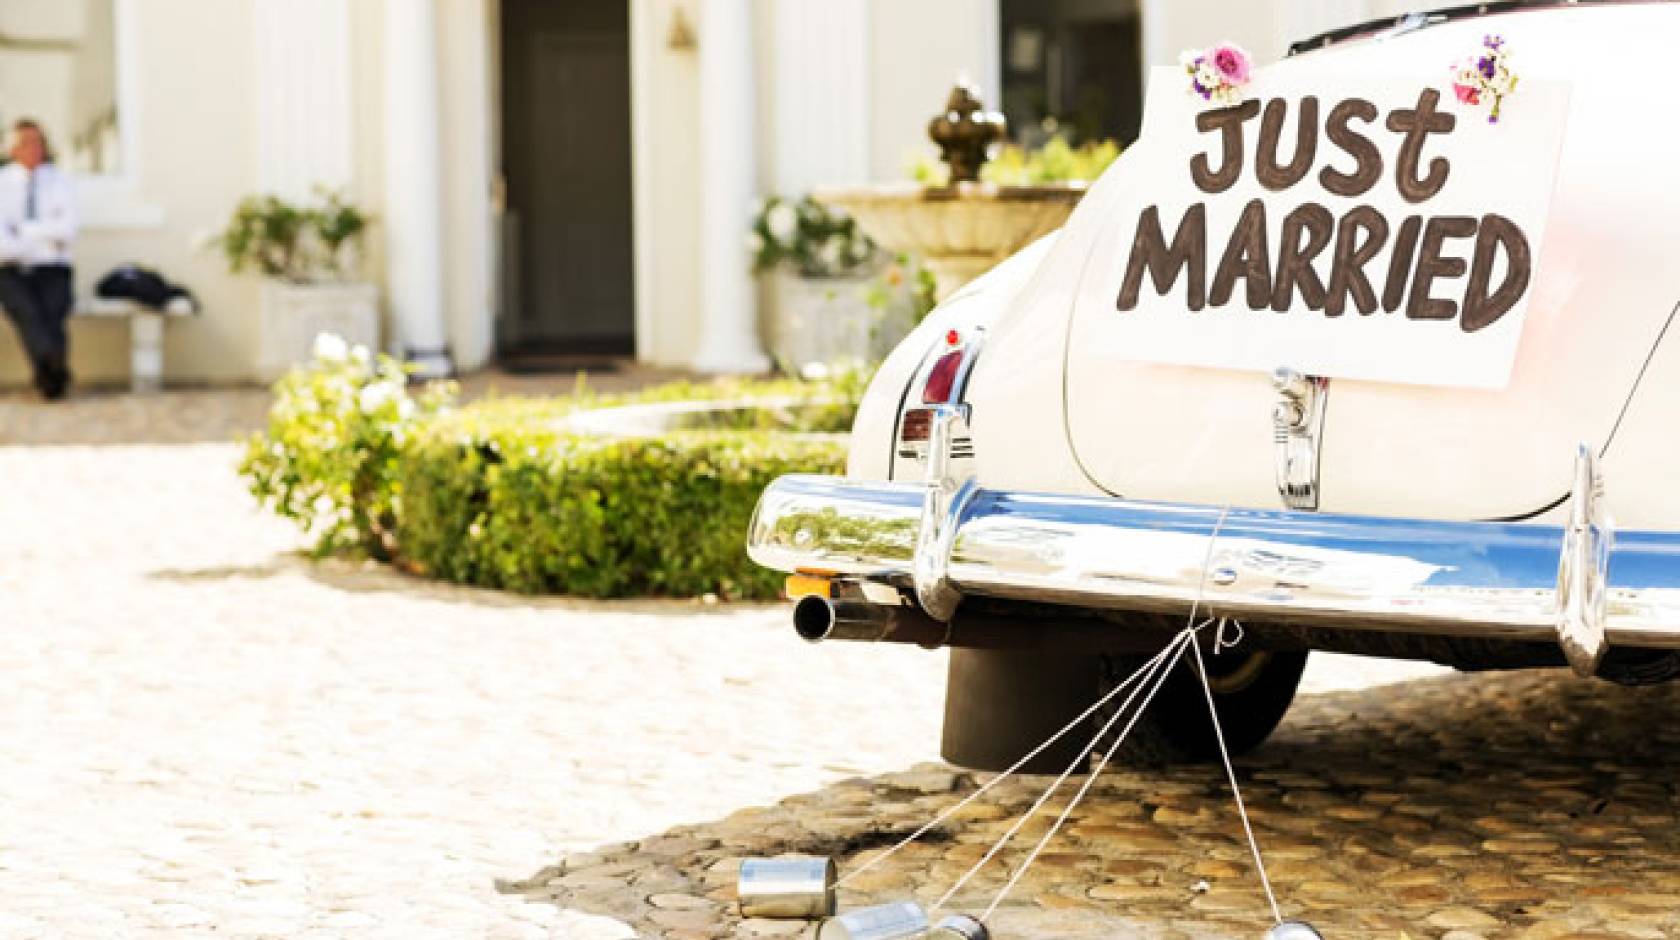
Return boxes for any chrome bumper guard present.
[748,424,1668,675]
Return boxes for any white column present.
[384,0,453,377]
[691,0,769,375]
[773,0,870,193]
[254,0,353,200]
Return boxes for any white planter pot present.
[258,281,381,380]
[767,269,914,371]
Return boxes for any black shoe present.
[30,360,52,397]
[40,359,70,401]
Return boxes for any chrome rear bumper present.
[747,446,1680,674]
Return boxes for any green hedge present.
[241,345,853,599]
[397,408,844,598]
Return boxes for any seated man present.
[0,119,77,400]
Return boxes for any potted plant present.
[750,195,904,370]
[213,188,378,379]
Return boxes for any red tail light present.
[899,407,932,442]
[922,350,963,404]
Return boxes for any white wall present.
[0,0,263,387]
[0,0,500,385]
[865,0,1000,182]
[0,0,86,165]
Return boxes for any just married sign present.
[1079,67,1571,388]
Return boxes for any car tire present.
[1094,643,1308,767]
[939,647,1105,774]
[938,638,1308,773]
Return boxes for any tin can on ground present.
[737,856,837,919]
[1263,922,1324,940]
[816,901,931,940]
[928,913,989,939]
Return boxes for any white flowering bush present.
[240,333,455,558]
[748,194,876,278]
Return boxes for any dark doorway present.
[999,0,1144,147]
[499,0,634,358]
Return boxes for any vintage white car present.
[748,2,1680,770]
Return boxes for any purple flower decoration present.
[1452,34,1517,123]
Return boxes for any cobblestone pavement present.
[10,390,1674,939]
[525,669,1680,940]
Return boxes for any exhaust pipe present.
[791,592,1170,653]
[792,594,950,648]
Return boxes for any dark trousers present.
[0,263,73,389]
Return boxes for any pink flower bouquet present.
[1181,42,1252,108]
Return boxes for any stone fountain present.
[815,82,1087,302]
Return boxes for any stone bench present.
[76,298,196,393]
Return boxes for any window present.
[0,0,122,174]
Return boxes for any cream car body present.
[750,3,1680,767]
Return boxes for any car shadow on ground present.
[503,668,1680,939]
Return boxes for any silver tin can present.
[1264,922,1325,940]
[737,856,837,919]
[817,901,930,940]
[928,913,989,940]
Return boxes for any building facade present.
[0,0,1411,386]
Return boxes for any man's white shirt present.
[0,163,77,267]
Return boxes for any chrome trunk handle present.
[914,405,976,622]
[1556,444,1612,676]
[1271,367,1328,511]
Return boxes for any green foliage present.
[750,194,877,278]
[908,136,1121,187]
[865,252,940,326]
[214,188,371,283]
[242,347,857,599]
[397,419,845,598]
[239,336,455,560]
[983,137,1120,186]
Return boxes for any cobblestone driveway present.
[5,390,1677,939]
[529,670,1680,940]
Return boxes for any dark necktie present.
[24,172,37,221]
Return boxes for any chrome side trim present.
[747,473,1680,653]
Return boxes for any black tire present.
[1095,642,1308,767]
[938,636,1308,772]
[940,647,1104,773]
